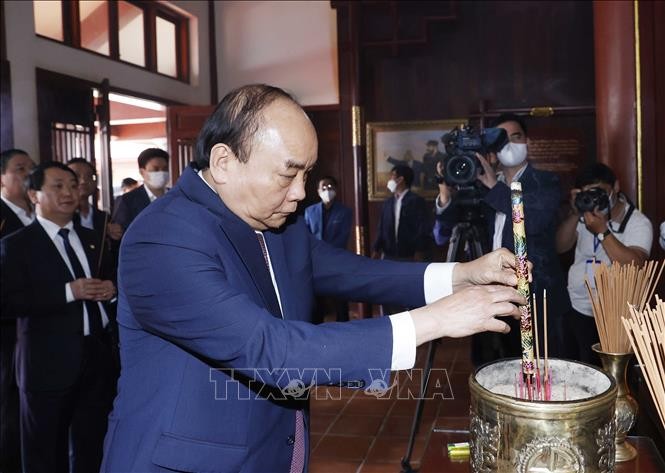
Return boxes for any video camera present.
[439,125,509,187]
[574,187,610,214]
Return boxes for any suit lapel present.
[177,166,284,319]
[78,228,100,278]
[263,230,294,320]
[29,221,76,282]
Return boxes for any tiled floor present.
[308,332,474,473]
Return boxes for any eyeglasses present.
[319,184,336,191]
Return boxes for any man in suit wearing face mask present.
[305,176,353,322]
[434,113,570,366]
[112,148,170,232]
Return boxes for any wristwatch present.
[597,228,611,241]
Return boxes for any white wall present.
[216,1,338,106]
[4,0,212,159]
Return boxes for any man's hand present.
[107,222,123,241]
[452,248,532,292]
[435,161,451,207]
[70,278,107,300]
[476,153,497,189]
[411,284,525,345]
[95,280,116,301]
[583,208,609,234]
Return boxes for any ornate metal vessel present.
[592,344,638,462]
[469,358,618,473]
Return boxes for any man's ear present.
[613,180,620,194]
[208,143,235,185]
[27,189,38,206]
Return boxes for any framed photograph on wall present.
[366,119,466,201]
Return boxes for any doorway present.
[94,91,167,208]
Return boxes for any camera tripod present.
[400,215,487,473]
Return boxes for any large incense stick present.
[510,182,534,379]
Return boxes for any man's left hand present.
[95,280,117,301]
[452,248,532,292]
[476,153,497,189]
[583,208,609,234]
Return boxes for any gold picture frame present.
[366,119,466,201]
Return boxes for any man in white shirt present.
[556,163,653,364]
[1,161,118,472]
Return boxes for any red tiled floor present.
[312,434,374,461]
[308,331,474,471]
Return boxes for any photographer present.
[556,163,653,364]
[435,114,570,366]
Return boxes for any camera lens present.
[445,154,477,186]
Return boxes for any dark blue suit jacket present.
[304,201,352,249]
[434,164,570,318]
[1,221,112,391]
[111,185,151,231]
[373,190,428,258]
[101,165,429,472]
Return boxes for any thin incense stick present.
[533,293,542,400]
[510,182,534,378]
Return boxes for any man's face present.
[426,144,437,155]
[1,153,35,200]
[318,179,336,194]
[68,162,96,200]
[218,99,318,230]
[497,120,527,144]
[139,157,169,177]
[30,168,80,222]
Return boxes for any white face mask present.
[146,171,169,190]
[318,189,336,204]
[497,142,528,167]
[386,179,398,193]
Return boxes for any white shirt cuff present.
[423,263,456,303]
[388,311,416,370]
[435,196,452,215]
[65,283,75,302]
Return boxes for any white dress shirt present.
[1,195,35,226]
[78,207,95,230]
[198,171,456,371]
[144,185,158,202]
[491,164,528,251]
[36,216,109,335]
[393,189,409,241]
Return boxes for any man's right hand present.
[410,284,524,345]
[435,161,451,208]
[70,278,106,300]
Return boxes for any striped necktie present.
[256,232,305,473]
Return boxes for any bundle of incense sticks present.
[586,260,664,353]
[510,182,534,395]
[513,290,556,401]
[623,297,665,428]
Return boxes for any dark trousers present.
[563,308,600,366]
[20,334,116,473]
[0,321,21,473]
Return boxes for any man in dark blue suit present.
[434,114,570,366]
[111,148,170,232]
[101,85,526,473]
[0,148,35,473]
[372,165,428,262]
[1,162,117,472]
[304,176,353,322]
